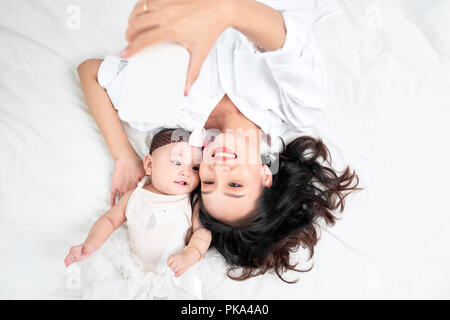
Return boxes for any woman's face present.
[199,131,272,223]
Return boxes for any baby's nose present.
[179,170,189,177]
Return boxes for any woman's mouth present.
[212,147,237,161]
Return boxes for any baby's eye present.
[192,166,199,171]
[228,183,242,188]
[172,160,182,166]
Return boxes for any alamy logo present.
[66,265,81,290]
[66,5,81,30]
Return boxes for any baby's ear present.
[143,154,153,175]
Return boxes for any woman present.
[81,0,361,282]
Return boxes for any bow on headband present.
[188,128,208,148]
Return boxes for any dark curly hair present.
[194,135,362,283]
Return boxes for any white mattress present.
[1,0,450,299]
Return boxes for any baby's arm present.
[167,203,212,277]
[64,190,132,267]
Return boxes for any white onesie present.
[125,175,192,274]
[78,175,202,299]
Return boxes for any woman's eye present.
[228,183,242,188]
[192,166,199,171]
[172,160,182,166]
[202,181,214,185]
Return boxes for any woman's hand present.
[110,157,146,207]
[122,0,234,96]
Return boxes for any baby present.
[64,128,211,277]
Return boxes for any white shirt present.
[98,0,333,138]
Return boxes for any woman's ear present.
[143,154,153,175]
[261,165,273,188]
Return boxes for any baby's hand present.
[167,251,199,277]
[64,242,97,267]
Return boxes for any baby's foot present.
[167,252,199,277]
[64,242,96,267]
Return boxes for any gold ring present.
[143,0,149,12]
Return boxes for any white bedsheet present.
[1,0,449,299]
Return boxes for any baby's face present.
[147,142,202,195]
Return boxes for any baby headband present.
[149,128,206,154]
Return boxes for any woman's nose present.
[216,165,231,173]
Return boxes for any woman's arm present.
[229,0,286,52]
[77,59,139,161]
[64,190,132,267]
[232,2,328,129]
[122,0,325,117]
[77,59,145,205]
